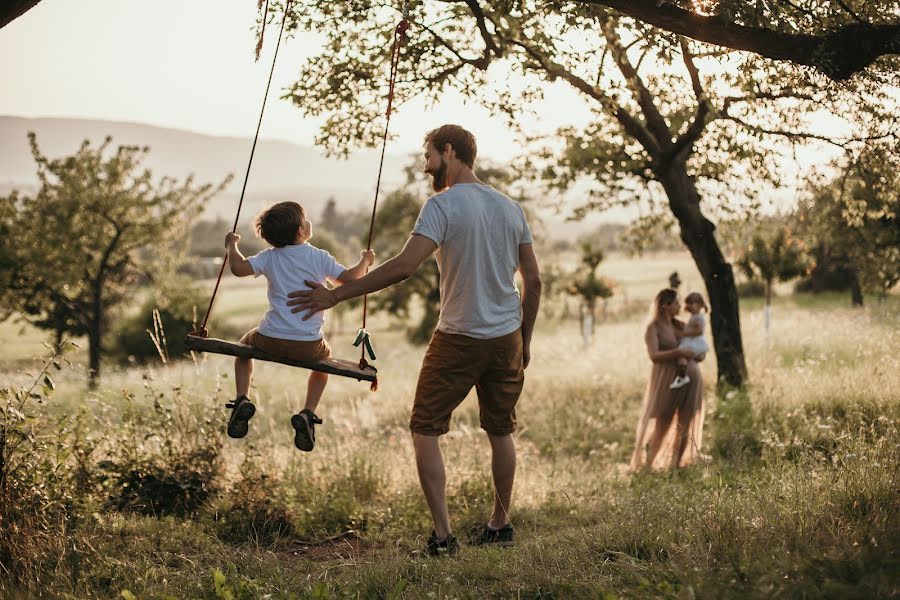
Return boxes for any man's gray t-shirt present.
[412,183,533,339]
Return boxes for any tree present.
[567,243,614,348]
[795,140,900,305]
[281,3,890,386]
[0,134,229,386]
[736,227,808,336]
[576,1,900,81]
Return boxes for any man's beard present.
[429,160,448,192]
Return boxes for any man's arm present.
[288,234,437,318]
[518,243,542,368]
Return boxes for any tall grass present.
[1,293,897,598]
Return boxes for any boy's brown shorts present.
[411,328,525,436]
[240,328,331,363]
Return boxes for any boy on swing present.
[224,201,374,450]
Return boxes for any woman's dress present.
[629,320,705,470]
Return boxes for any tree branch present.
[461,0,501,57]
[601,17,672,148]
[575,0,900,80]
[507,38,663,156]
[671,38,710,163]
[0,0,42,29]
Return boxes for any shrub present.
[736,279,766,298]
[0,342,89,591]
[110,277,235,365]
[213,452,295,546]
[96,386,223,517]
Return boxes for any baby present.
[224,201,374,451]
[671,291,709,390]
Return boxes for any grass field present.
[2,252,898,599]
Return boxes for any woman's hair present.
[684,291,708,312]
[649,288,678,322]
[255,201,305,248]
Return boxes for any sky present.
[0,0,591,162]
[1,0,868,223]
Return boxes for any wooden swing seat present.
[185,334,377,383]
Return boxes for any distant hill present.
[0,116,408,220]
[0,115,629,239]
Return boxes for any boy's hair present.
[255,201,305,248]
[685,292,708,312]
[424,124,477,168]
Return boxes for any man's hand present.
[361,249,375,266]
[523,339,531,369]
[225,232,241,247]
[287,281,338,320]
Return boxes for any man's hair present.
[255,201,305,248]
[424,124,477,168]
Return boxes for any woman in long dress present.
[630,288,706,471]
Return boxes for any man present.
[287,124,542,556]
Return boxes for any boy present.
[224,201,374,450]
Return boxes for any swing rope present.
[357,7,410,370]
[196,0,292,337]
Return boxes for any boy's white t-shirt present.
[412,183,533,339]
[246,243,347,341]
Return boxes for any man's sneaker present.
[472,523,515,547]
[670,375,691,390]
[291,409,323,451]
[425,531,459,557]
[225,395,256,439]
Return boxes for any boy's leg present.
[227,329,258,439]
[304,371,328,412]
[235,356,253,398]
[676,356,687,378]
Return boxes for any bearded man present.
[287,124,542,556]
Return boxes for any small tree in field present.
[568,243,614,348]
[737,227,808,337]
[795,141,900,307]
[0,134,229,386]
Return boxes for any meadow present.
[1,252,898,599]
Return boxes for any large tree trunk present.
[659,165,748,388]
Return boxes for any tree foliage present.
[0,134,229,385]
[273,0,895,386]
[568,242,615,309]
[795,140,900,303]
[577,0,900,81]
[737,227,809,304]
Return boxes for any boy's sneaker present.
[291,408,323,452]
[670,375,691,390]
[225,395,256,439]
[425,531,459,557]
[471,523,515,547]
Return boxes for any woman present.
[629,288,706,471]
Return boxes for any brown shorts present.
[241,328,331,363]
[411,328,525,436]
